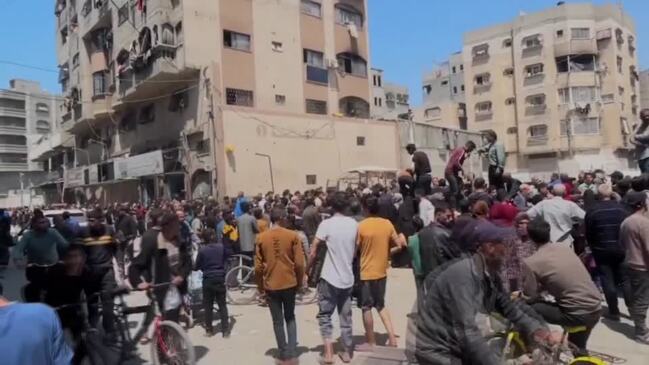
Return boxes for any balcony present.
[525,104,547,116]
[30,131,71,162]
[0,125,26,135]
[0,90,25,101]
[58,6,69,28]
[0,162,28,171]
[475,110,493,122]
[83,0,111,34]
[554,38,597,57]
[0,144,27,154]
[527,135,549,146]
[473,83,491,94]
[0,107,26,118]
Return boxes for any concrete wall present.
[220,108,399,195]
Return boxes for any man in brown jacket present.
[255,207,306,365]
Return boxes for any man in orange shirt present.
[255,207,306,365]
[356,196,406,351]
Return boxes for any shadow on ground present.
[600,317,637,341]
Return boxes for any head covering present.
[626,191,647,209]
[475,221,511,245]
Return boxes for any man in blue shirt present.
[0,282,73,365]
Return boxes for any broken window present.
[525,63,544,77]
[335,4,362,28]
[226,88,253,107]
[337,53,367,77]
[425,107,441,118]
[472,44,489,59]
[339,97,370,118]
[475,73,490,85]
[169,89,187,111]
[223,30,251,51]
[306,99,327,115]
[555,54,596,72]
[503,38,512,48]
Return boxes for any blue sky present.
[1,1,648,106]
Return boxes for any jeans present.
[488,165,504,189]
[267,287,298,360]
[531,302,601,355]
[316,280,353,353]
[416,174,432,195]
[640,157,649,174]
[628,268,649,336]
[203,277,229,333]
[592,250,630,315]
[84,267,117,334]
[445,173,461,209]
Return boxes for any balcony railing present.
[527,135,549,146]
[525,104,547,115]
[0,125,27,135]
[0,144,27,153]
[0,107,26,118]
[306,65,329,84]
[0,162,28,171]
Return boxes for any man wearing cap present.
[522,218,602,356]
[619,191,649,344]
[406,144,432,195]
[415,222,552,365]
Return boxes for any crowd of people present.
[1,135,649,364]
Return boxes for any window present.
[561,118,600,136]
[559,86,597,104]
[526,94,546,106]
[522,34,542,49]
[617,56,623,73]
[161,24,174,45]
[301,0,321,17]
[271,41,283,52]
[503,38,512,48]
[377,75,382,87]
[60,26,68,44]
[356,136,365,146]
[528,125,548,138]
[505,97,516,105]
[618,86,624,96]
[175,22,183,44]
[475,101,492,113]
[558,88,570,104]
[138,104,155,124]
[571,28,590,40]
[424,107,441,119]
[120,112,136,132]
[452,66,456,73]
[226,88,253,107]
[223,30,251,51]
[555,54,595,72]
[36,120,51,134]
[304,49,328,84]
[507,127,518,134]
[36,103,50,113]
[339,97,370,118]
[460,64,464,71]
[92,70,108,97]
[169,89,187,112]
[72,53,80,69]
[306,99,327,115]
[556,29,564,38]
[118,4,129,25]
[441,80,448,86]
[475,73,490,85]
[423,85,432,95]
[374,97,379,106]
[306,174,317,185]
[503,68,514,76]
[373,75,377,86]
[337,53,367,77]
[461,84,465,91]
[335,5,362,28]
[525,63,544,77]
[275,94,286,105]
[472,44,489,59]
[601,93,615,103]
[453,86,458,94]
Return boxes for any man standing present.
[444,140,476,208]
[406,143,432,195]
[478,130,506,188]
[0,283,73,365]
[619,191,649,344]
[417,202,460,286]
[522,218,602,355]
[237,201,259,259]
[585,184,631,320]
[578,172,597,194]
[301,198,321,246]
[356,196,406,351]
[522,184,584,246]
[309,192,357,364]
[631,109,649,173]
[255,207,306,364]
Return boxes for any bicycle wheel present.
[225,265,258,305]
[150,320,196,365]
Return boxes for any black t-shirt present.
[76,225,116,268]
[412,151,431,176]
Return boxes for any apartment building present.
[639,70,649,111]
[416,52,468,129]
[52,0,399,202]
[462,2,639,175]
[370,68,410,120]
[0,79,61,196]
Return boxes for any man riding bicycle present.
[415,223,555,365]
[13,215,69,302]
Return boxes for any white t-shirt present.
[315,214,358,289]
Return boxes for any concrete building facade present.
[463,3,639,176]
[52,0,403,202]
[639,69,649,111]
[370,68,410,120]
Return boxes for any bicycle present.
[225,254,318,305]
[488,324,626,365]
[56,283,196,365]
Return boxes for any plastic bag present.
[188,270,203,292]
[164,284,182,311]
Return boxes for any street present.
[2,267,649,364]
